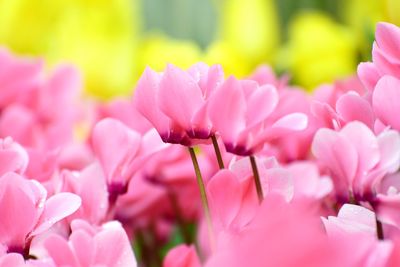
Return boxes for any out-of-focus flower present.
[280,12,357,90]
[218,0,280,67]
[44,219,137,267]
[0,0,140,99]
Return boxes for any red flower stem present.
[250,155,264,203]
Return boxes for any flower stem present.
[376,216,384,240]
[211,134,225,169]
[188,147,215,251]
[250,155,263,203]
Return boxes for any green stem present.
[250,155,264,203]
[211,135,225,169]
[188,147,215,251]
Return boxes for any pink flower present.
[0,172,81,258]
[91,118,168,202]
[134,63,224,145]
[208,76,307,155]
[44,220,137,267]
[312,121,400,202]
[358,22,400,91]
[61,163,109,225]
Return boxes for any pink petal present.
[32,193,81,236]
[375,193,400,228]
[0,137,29,176]
[44,234,78,266]
[337,204,376,229]
[163,245,201,267]
[93,222,137,267]
[311,128,358,194]
[0,254,26,267]
[336,93,375,129]
[92,118,141,183]
[373,75,400,130]
[246,85,278,127]
[207,170,242,230]
[264,113,308,139]
[357,62,380,92]
[208,76,246,144]
[340,122,380,174]
[159,64,204,130]
[133,67,170,135]
[375,22,400,61]
[0,173,39,247]
[70,230,95,267]
[377,130,400,173]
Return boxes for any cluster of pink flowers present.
[1,22,400,266]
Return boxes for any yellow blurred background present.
[0,0,398,99]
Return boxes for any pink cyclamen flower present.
[208,76,307,155]
[0,137,28,176]
[134,63,224,146]
[312,121,400,202]
[91,118,168,202]
[44,219,137,267]
[0,172,81,258]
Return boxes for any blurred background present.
[0,0,399,99]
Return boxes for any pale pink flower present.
[44,220,137,267]
[134,63,223,145]
[91,118,168,202]
[312,121,400,202]
[0,172,81,258]
[208,76,307,155]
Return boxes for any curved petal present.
[207,170,242,231]
[32,193,81,236]
[311,128,358,194]
[0,173,38,247]
[159,64,204,130]
[208,76,246,145]
[357,62,380,92]
[375,22,400,61]
[92,118,142,183]
[93,222,137,267]
[246,84,278,127]
[373,75,400,130]
[336,93,375,129]
[133,67,170,134]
